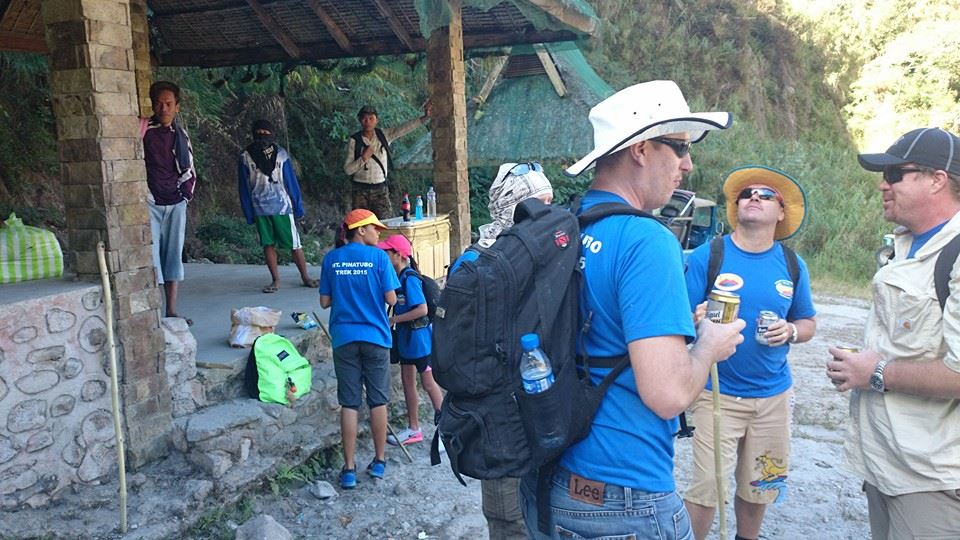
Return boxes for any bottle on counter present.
[415,195,424,220]
[401,193,411,222]
[426,186,437,217]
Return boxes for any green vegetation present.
[1,1,958,287]
[264,446,341,496]
[183,495,255,540]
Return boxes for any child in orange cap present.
[319,208,398,488]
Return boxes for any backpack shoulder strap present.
[351,131,365,161]
[781,243,801,291]
[935,234,960,310]
[704,236,725,299]
[375,127,391,173]
[578,202,659,227]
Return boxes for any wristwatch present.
[870,359,889,392]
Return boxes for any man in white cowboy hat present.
[683,166,817,540]
[827,127,960,539]
[519,80,745,539]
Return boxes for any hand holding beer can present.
[706,290,740,324]
[755,311,779,345]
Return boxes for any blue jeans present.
[520,469,693,540]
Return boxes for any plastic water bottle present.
[426,186,437,217]
[415,195,424,220]
[520,333,554,394]
[519,333,562,451]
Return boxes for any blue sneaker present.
[367,459,386,479]
[339,468,356,489]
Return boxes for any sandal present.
[262,284,279,293]
[302,278,319,288]
[166,314,194,326]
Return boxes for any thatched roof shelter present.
[398,40,612,168]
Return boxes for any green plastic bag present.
[0,213,64,284]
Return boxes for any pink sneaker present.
[387,428,423,446]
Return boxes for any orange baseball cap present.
[344,208,387,230]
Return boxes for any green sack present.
[244,333,312,405]
[0,213,64,284]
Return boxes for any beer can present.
[755,311,779,345]
[835,346,859,354]
[706,290,740,323]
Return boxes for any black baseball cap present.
[858,127,960,176]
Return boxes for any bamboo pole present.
[96,242,127,534]
[711,364,726,540]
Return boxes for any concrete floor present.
[0,262,331,369]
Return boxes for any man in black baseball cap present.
[827,125,960,540]
[858,127,959,176]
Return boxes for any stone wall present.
[0,286,117,509]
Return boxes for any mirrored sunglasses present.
[737,187,782,204]
[882,166,927,184]
[650,137,692,158]
[509,162,543,176]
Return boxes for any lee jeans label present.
[569,473,605,506]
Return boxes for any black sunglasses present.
[737,187,782,204]
[650,137,692,158]
[882,166,928,184]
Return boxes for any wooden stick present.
[97,242,127,534]
[387,423,414,463]
[711,364,726,540]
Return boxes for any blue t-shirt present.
[560,189,696,493]
[394,268,432,359]
[907,221,948,258]
[684,235,816,397]
[318,242,400,349]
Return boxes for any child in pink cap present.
[377,234,444,446]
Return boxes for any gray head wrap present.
[477,162,554,247]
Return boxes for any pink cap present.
[376,234,412,258]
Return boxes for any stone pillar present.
[129,0,152,117]
[42,0,171,468]
[426,0,471,257]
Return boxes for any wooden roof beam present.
[0,30,47,53]
[370,0,414,51]
[472,54,509,106]
[246,0,302,59]
[526,0,597,35]
[306,0,352,54]
[534,44,565,97]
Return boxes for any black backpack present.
[399,266,441,324]
[430,198,656,486]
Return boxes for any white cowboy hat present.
[565,80,732,176]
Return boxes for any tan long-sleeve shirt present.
[344,116,425,185]
[846,210,960,495]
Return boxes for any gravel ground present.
[234,294,872,540]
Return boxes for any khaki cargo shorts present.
[683,388,793,506]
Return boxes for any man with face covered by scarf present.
[447,161,553,540]
[238,119,318,293]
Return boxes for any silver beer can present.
[755,310,779,345]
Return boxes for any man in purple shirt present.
[141,81,196,324]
